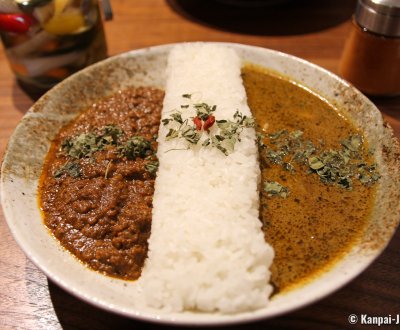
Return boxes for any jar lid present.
[355,0,400,37]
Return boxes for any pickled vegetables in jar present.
[0,0,107,97]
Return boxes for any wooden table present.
[1,1,399,329]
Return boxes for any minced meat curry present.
[39,87,164,280]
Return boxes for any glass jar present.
[0,0,108,98]
[339,0,400,96]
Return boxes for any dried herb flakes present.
[258,129,380,191]
[55,125,157,178]
[162,95,255,156]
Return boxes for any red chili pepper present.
[0,14,34,34]
[193,116,203,131]
[203,115,215,131]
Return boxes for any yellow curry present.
[242,65,377,292]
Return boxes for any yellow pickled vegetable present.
[54,0,71,16]
[43,9,85,35]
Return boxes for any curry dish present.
[242,65,376,292]
[39,87,163,280]
[39,67,377,292]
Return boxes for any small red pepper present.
[193,116,202,131]
[203,115,215,131]
[0,14,34,34]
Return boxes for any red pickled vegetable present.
[0,14,34,33]
[193,116,203,131]
[203,115,215,131]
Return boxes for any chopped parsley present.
[264,181,290,198]
[258,129,380,190]
[55,125,157,178]
[119,136,153,159]
[145,160,159,175]
[61,125,122,159]
[53,162,81,178]
[162,95,255,156]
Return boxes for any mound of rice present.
[138,43,274,313]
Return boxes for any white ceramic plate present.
[1,43,399,326]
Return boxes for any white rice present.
[138,43,274,314]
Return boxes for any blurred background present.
[1,0,358,103]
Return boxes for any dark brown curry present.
[39,68,377,292]
[39,87,164,280]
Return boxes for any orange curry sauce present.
[242,65,376,292]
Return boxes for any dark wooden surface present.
[1,1,399,329]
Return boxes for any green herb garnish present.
[119,136,153,160]
[53,162,81,178]
[162,95,255,156]
[61,125,122,159]
[258,129,380,190]
[55,125,157,179]
[194,103,216,120]
[264,180,290,198]
[145,160,159,175]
